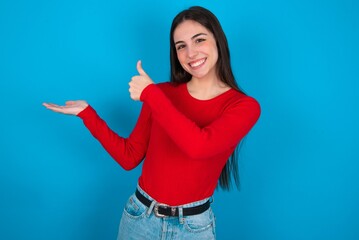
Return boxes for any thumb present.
[136,60,148,76]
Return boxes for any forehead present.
[173,20,212,41]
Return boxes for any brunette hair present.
[169,6,245,190]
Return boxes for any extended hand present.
[129,60,154,101]
[42,100,88,115]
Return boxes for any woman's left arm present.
[140,84,261,159]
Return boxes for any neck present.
[187,75,230,100]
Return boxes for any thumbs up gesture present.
[129,60,154,101]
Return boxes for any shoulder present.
[155,82,186,97]
[225,89,259,105]
[156,82,183,91]
[235,91,260,106]
[225,90,261,118]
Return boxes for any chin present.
[191,72,208,79]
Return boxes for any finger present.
[136,60,148,76]
[43,103,61,108]
[45,104,74,114]
[43,105,63,112]
[43,103,53,107]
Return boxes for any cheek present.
[176,52,188,69]
[198,40,213,52]
[209,44,219,62]
[176,51,185,62]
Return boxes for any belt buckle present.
[154,203,168,218]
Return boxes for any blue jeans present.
[117,185,216,240]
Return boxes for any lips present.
[189,58,207,68]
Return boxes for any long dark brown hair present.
[169,6,245,190]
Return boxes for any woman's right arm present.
[43,101,151,170]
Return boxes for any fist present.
[129,60,154,101]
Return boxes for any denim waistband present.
[136,184,211,208]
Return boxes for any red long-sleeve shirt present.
[78,82,260,205]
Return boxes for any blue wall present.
[1,0,358,239]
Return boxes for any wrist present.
[77,105,92,118]
[140,83,155,101]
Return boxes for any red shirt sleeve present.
[140,84,260,159]
[77,104,152,170]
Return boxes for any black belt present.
[135,189,211,217]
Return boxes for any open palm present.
[43,100,88,115]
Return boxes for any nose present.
[187,46,198,59]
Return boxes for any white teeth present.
[190,59,205,67]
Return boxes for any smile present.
[189,58,207,68]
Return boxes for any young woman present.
[43,6,260,240]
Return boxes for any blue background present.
[1,0,358,239]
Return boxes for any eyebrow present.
[175,33,208,45]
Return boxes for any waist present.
[138,174,218,205]
[135,185,212,218]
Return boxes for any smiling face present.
[173,20,219,81]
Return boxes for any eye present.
[195,38,206,43]
[176,44,186,50]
